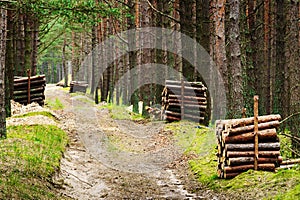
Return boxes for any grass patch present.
[165,121,300,199]
[45,98,64,110]
[101,103,144,121]
[0,125,68,199]
[12,111,57,121]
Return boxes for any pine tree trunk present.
[228,0,243,118]
[0,7,7,138]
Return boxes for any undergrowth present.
[101,103,144,121]
[165,121,300,200]
[45,98,64,110]
[0,125,68,199]
[12,111,57,121]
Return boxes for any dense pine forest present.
[0,0,299,155]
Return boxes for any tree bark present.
[0,7,7,138]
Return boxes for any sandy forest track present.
[45,85,220,199]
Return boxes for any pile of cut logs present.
[13,75,46,106]
[69,81,88,93]
[161,80,207,123]
[216,114,282,179]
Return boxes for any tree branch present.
[146,0,180,24]
[280,112,300,124]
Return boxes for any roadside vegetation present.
[12,111,58,121]
[0,124,68,199]
[101,103,145,121]
[45,98,64,110]
[165,121,300,200]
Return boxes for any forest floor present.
[45,84,227,199]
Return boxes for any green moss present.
[12,111,57,121]
[0,125,68,199]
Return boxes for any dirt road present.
[46,85,220,199]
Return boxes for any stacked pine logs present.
[216,114,282,179]
[13,75,46,106]
[161,80,207,123]
[69,81,88,93]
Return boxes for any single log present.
[278,164,299,169]
[224,172,240,179]
[13,86,45,95]
[227,156,282,166]
[14,75,45,83]
[228,120,280,135]
[168,103,207,110]
[223,128,278,143]
[166,84,206,92]
[218,114,281,128]
[281,158,300,165]
[14,79,46,88]
[14,93,45,100]
[168,94,207,102]
[165,115,181,121]
[165,80,206,88]
[224,163,275,173]
[167,98,207,105]
[226,150,280,158]
[225,142,280,151]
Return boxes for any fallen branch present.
[280,112,300,124]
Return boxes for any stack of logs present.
[216,114,282,179]
[161,80,207,123]
[13,75,46,106]
[69,81,88,93]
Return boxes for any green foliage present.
[45,98,64,110]
[12,111,57,121]
[101,103,144,121]
[0,124,68,199]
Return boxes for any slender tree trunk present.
[0,7,7,138]
[62,34,68,87]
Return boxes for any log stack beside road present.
[216,114,282,179]
[161,80,207,123]
[13,75,46,106]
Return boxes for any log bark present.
[13,93,45,100]
[228,120,280,135]
[168,94,207,102]
[223,128,278,143]
[224,172,240,179]
[227,156,282,166]
[218,114,281,128]
[226,150,280,158]
[13,86,45,95]
[225,142,280,151]
[281,158,300,165]
[167,98,207,105]
[165,80,206,88]
[168,103,207,110]
[166,84,207,92]
[14,79,46,88]
[224,163,275,173]
[14,75,45,83]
